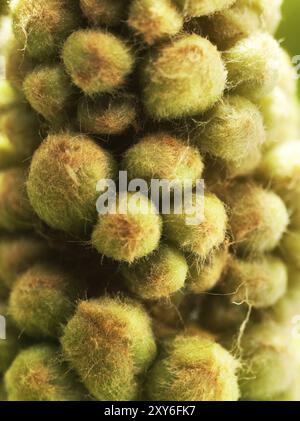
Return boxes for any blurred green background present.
[277,0,300,93]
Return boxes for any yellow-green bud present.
[91,193,162,263]
[259,87,300,149]
[27,132,117,236]
[13,0,81,60]
[175,0,236,17]
[141,34,227,119]
[9,263,85,339]
[123,132,203,186]
[224,32,281,100]
[194,95,265,165]
[238,320,295,400]
[128,0,183,45]
[121,244,187,300]
[163,192,227,259]
[146,334,240,401]
[0,105,40,169]
[186,247,228,293]
[258,140,300,194]
[23,64,75,123]
[222,255,288,309]
[5,344,88,401]
[202,0,283,50]
[281,230,300,269]
[62,30,134,96]
[224,182,289,253]
[61,297,157,400]
[77,94,137,136]
[80,0,125,26]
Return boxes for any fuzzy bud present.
[121,244,187,300]
[258,140,300,194]
[163,192,227,259]
[200,294,249,334]
[61,297,157,400]
[123,132,203,186]
[281,230,300,269]
[77,94,137,136]
[238,320,295,400]
[80,0,125,26]
[186,247,228,293]
[91,193,162,263]
[146,334,240,401]
[271,267,300,323]
[222,255,287,309]
[224,182,289,253]
[27,132,117,236]
[5,39,34,90]
[5,344,87,401]
[175,0,236,17]
[194,95,265,165]
[13,0,81,60]
[62,30,134,96]
[259,87,300,149]
[128,0,183,45]
[0,105,40,169]
[141,34,227,119]
[9,263,85,339]
[23,64,75,123]
[0,81,22,112]
[202,0,283,50]
[224,32,281,100]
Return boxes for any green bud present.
[61,297,157,400]
[62,29,134,95]
[13,0,81,60]
[5,344,88,401]
[128,0,183,45]
[222,255,287,309]
[146,334,240,401]
[77,94,137,136]
[141,34,227,119]
[91,193,162,263]
[186,247,228,293]
[224,32,281,100]
[9,263,85,339]
[194,95,265,165]
[224,182,289,253]
[163,192,227,259]
[27,132,117,236]
[80,0,125,26]
[23,64,75,123]
[238,320,295,400]
[121,244,188,300]
[123,132,203,186]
